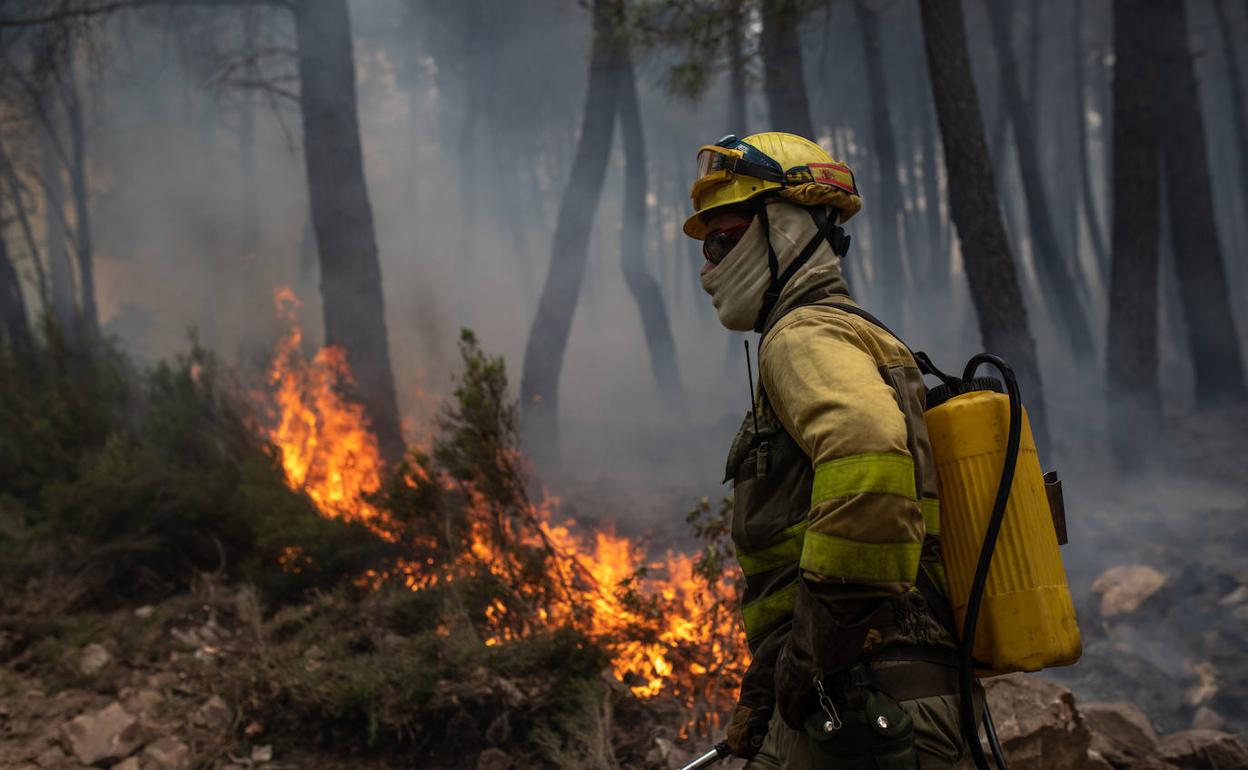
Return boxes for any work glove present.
[775,578,885,730]
[724,629,786,759]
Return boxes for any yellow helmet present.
[682,131,862,240]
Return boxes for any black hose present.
[957,354,1021,770]
[983,702,1008,767]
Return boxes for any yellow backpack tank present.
[924,368,1082,675]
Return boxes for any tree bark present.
[293,0,406,463]
[920,0,1050,452]
[854,0,907,321]
[760,0,814,137]
[64,60,96,339]
[726,0,748,132]
[618,40,681,398]
[984,0,1096,361]
[39,97,76,339]
[1157,0,1247,405]
[1073,0,1108,282]
[239,5,260,259]
[0,226,33,365]
[1105,0,1162,469]
[1212,0,1248,231]
[520,0,624,458]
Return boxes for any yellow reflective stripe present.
[737,520,809,576]
[811,453,917,507]
[800,530,922,584]
[920,498,941,537]
[741,581,797,640]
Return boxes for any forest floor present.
[3,366,1247,769]
[1044,406,1248,739]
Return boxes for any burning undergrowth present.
[257,290,748,748]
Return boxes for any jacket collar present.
[760,258,852,337]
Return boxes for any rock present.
[133,605,155,619]
[1091,565,1169,619]
[120,687,164,717]
[1191,706,1225,731]
[1084,750,1114,770]
[1217,585,1248,606]
[1159,730,1248,769]
[477,747,511,770]
[34,745,66,768]
[649,737,694,770]
[1184,661,1219,708]
[982,674,1092,770]
[77,644,112,676]
[1081,702,1162,769]
[143,736,189,770]
[169,627,200,651]
[494,677,525,708]
[145,672,178,691]
[60,702,143,765]
[194,695,231,731]
[115,757,141,770]
[250,744,272,763]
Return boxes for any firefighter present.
[686,132,973,769]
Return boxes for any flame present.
[265,288,396,540]
[262,288,747,729]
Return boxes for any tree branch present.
[0,0,289,29]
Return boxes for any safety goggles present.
[702,220,753,264]
[691,135,786,209]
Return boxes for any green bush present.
[0,334,400,610]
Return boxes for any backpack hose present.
[956,354,1020,770]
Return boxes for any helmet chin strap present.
[752,205,852,333]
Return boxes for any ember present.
[261,290,747,729]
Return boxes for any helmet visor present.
[691,146,742,209]
[696,146,733,179]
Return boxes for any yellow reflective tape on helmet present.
[810,452,917,507]
[799,530,922,584]
[737,520,809,577]
[741,580,798,641]
[920,497,941,537]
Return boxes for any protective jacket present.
[728,263,954,658]
[727,258,967,768]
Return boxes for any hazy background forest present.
[1,0,1247,768]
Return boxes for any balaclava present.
[700,201,842,332]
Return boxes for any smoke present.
[65,0,1246,545]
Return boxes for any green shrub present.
[0,334,399,610]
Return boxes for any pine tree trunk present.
[723,0,751,375]
[727,0,748,132]
[914,44,946,294]
[0,227,33,365]
[1105,0,1162,469]
[760,0,814,137]
[920,0,1050,452]
[1157,0,1248,405]
[239,6,260,259]
[854,0,907,321]
[618,40,681,398]
[985,0,1096,361]
[39,103,76,339]
[520,0,624,458]
[293,0,406,463]
[1074,0,1108,283]
[1212,0,1248,231]
[64,62,96,339]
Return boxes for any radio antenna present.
[744,340,760,436]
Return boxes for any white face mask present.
[699,202,839,332]
[699,215,771,331]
